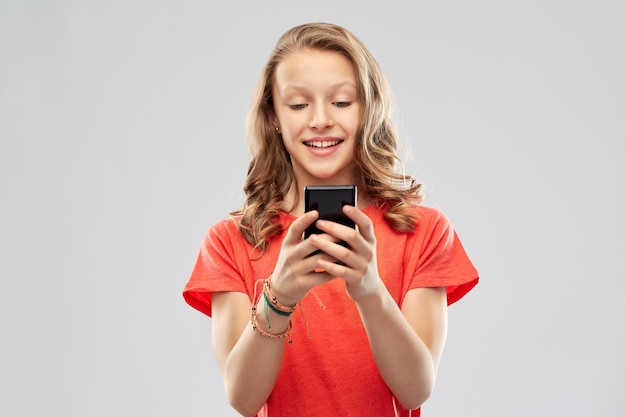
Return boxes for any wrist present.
[348,279,386,306]
[253,299,292,332]
[265,275,299,308]
[249,276,296,342]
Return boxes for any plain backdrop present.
[1,0,624,416]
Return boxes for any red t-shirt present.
[183,205,479,416]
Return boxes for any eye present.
[333,101,351,108]
[289,104,308,110]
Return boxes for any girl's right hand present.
[269,210,337,306]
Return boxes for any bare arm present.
[211,291,290,417]
[310,205,448,409]
[355,286,447,409]
[211,210,332,416]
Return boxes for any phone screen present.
[304,185,357,238]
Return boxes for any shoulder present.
[408,204,447,222]
[366,203,449,232]
[199,215,248,255]
[203,215,241,242]
[203,211,294,247]
[408,205,455,241]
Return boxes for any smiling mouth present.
[304,140,343,148]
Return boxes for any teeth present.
[306,140,341,148]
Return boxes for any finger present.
[305,231,339,245]
[313,215,367,254]
[299,232,338,265]
[284,210,319,244]
[290,250,336,284]
[315,256,353,279]
[309,233,354,267]
[298,225,336,257]
[343,205,375,242]
[315,219,354,240]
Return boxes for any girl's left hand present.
[307,205,382,302]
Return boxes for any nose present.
[309,103,333,130]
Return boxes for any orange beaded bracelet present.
[263,277,297,315]
[250,304,293,343]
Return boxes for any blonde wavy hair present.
[232,22,424,250]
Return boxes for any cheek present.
[280,118,306,139]
[342,109,361,131]
[280,135,297,155]
[280,127,297,143]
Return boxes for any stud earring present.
[275,127,280,133]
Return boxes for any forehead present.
[273,49,357,93]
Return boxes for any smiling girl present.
[183,22,479,417]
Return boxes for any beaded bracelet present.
[263,277,297,314]
[251,305,293,343]
[263,292,292,317]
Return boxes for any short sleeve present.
[410,208,479,305]
[182,219,249,317]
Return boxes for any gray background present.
[1,0,624,416]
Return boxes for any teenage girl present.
[183,22,479,417]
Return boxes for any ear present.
[267,109,278,127]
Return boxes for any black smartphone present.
[304,185,357,256]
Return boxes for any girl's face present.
[271,49,361,188]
